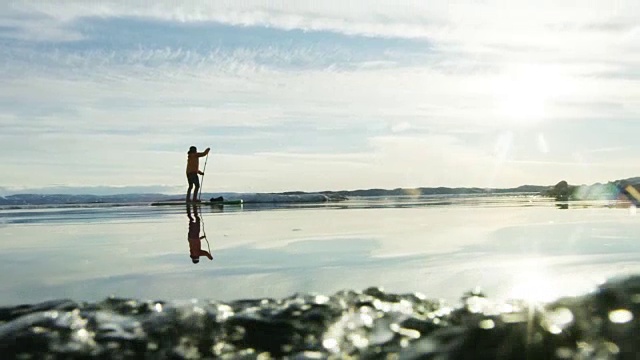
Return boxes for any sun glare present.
[507,269,560,304]
[493,64,567,126]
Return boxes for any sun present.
[492,64,567,126]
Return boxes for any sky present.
[1,0,639,195]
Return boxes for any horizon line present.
[1,183,617,198]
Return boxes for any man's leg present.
[191,173,201,202]
[186,174,195,202]
[186,184,193,202]
[192,184,200,202]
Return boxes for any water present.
[1,195,638,307]
[2,196,640,358]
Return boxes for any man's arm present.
[197,148,210,157]
[199,250,213,260]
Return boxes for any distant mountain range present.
[0,185,180,197]
[0,193,170,206]
[317,184,547,197]
[1,178,639,206]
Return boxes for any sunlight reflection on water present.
[0,196,639,306]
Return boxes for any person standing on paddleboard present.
[186,145,210,203]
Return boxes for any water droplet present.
[608,309,633,324]
[555,347,574,359]
[479,319,495,330]
[414,292,427,300]
[543,307,574,333]
[76,328,90,342]
[604,342,620,354]
[359,312,374,327]
[31,326,47,334]
[322,338,338,351]
[465,296,488,313]
[349,333,369,348]
[300,351,324,359]
[45,310,59,319]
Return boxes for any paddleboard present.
[151,200,243,206]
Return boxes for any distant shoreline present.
[2,176,640,206]
[0,186,548,207]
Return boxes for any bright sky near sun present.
[1,0,639,194]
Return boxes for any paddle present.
[198,153,209,202]
[198,207,211,255]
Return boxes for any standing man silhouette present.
[186,145,210,203]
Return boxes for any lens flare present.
[508,270,560,304]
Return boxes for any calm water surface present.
[0,196,639,306]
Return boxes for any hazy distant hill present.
[2,178,638,206]
[319,185,547,197]
[0,185,179,197]
[0,193,173,206]
[0,185,547,206]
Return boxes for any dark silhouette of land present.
[544,177,640,204]
[1,177,639,206]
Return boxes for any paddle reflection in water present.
[186,205,213,264]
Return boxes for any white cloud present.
[4,0,638,51]
[1,58,637,191]
[1,0,639,192]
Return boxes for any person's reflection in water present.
[187,205,213,264]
